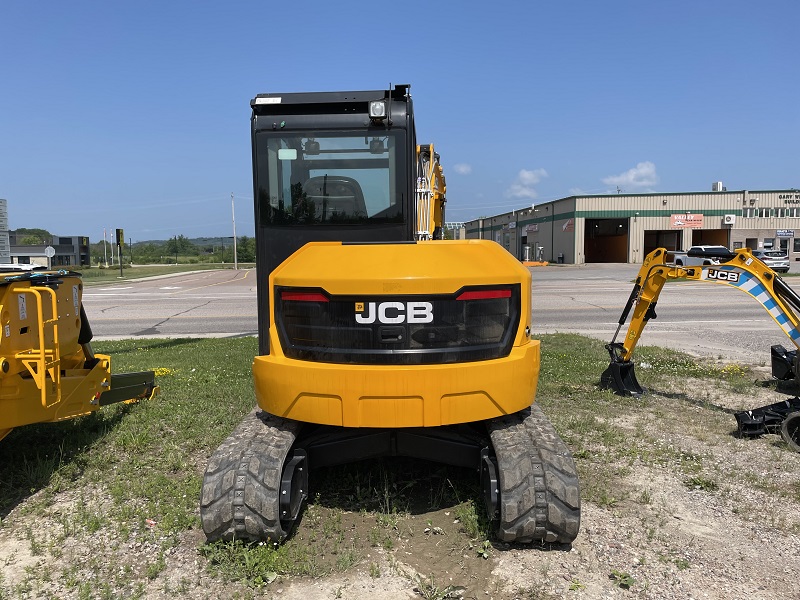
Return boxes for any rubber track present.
[488,404,581,544]
[200,408,302,542]
[781,411,800,453]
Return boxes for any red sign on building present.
[670,214,704,229]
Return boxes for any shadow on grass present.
[93,337,207,355]
[307,456,481,518]
[648,389,741,415]
[0,403,135,519]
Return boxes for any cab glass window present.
[255,132,405,226]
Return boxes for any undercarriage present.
[200,404,580,545]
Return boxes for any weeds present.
[684,476,719,492]
[474,540,492,559]
[414,574,465,599]
[609,569,635,589]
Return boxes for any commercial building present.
[9,233,90,267]
[465,186,800,265]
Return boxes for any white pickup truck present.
[669,245,735,266]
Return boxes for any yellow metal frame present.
[0,273,108,440]
[414,144,447,240]
[0,270,158,442]
[13,286,62,408]
[616,247,800,362]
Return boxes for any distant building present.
[9,233,90,267]
[0,199,10,263]
[465,186,800,264]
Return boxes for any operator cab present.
[250,85,417,351]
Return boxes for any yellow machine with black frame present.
[601,246,800,451]
[0,266,158,442]
[200,85,581,545]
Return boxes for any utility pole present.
[103,229,108,267]
[231,192,238,270]
[116,228,124,278]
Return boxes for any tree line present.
[11,229,256,265]
[93,235,256,265]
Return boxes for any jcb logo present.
[355,301,433,324]
[706,269,739,283]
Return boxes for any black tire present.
[200,408,303,542]
[781,411,800,453]
[488,404,580,544]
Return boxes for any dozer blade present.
[600,361,644,397]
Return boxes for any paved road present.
[530,263,793,362]
[84,269,258,339]
[84,264,797,363]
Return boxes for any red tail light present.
[456,289,512,301]
[281,291,329,302]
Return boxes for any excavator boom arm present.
[602,247,800,396]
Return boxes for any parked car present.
[670,245,734,266]
[752,249,790,273]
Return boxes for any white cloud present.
[601,161,659,189]
[453,163,472,175]
[506,168,548,199]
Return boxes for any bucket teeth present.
[600,361,644,397]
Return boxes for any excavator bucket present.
[600,361,644,397]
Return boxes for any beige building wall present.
[465,188,800,265]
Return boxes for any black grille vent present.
[275,285,521,365]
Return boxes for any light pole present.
[231,192,238,270]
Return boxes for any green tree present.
[165,235,196,255]
[236,236,256,262]
[13,228,51,245]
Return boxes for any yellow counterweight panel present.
[253,342,539,427]
[270,239,531,314]
[254,240,538,427]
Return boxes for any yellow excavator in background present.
[0,266,158,441]
[200,85,581,545]
[601,246,800,452]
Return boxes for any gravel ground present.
[1,361,798,599]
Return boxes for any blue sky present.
[1,0,797,242]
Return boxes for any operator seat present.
[302,176,366,220]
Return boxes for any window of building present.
[58,237,72,245]
[758,207,773,218]
[764,237,775,249]
[789,208,800,218]
[777,207,787,218]
[742,207,757,218]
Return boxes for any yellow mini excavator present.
[200,85,581,544]
[0,266,158,442]
[601,246,800,452]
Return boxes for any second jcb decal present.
[355,301,433,324]
[705,269,740,283]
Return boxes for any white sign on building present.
[0,199,10,264]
